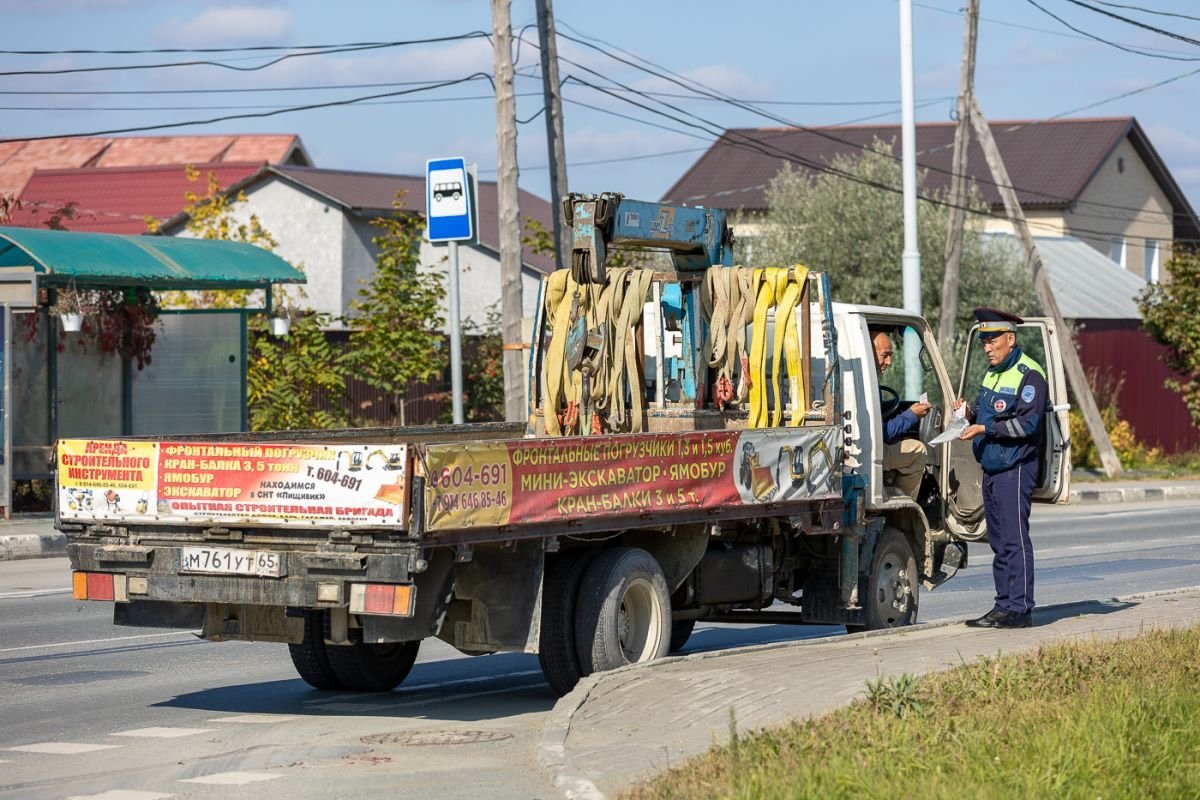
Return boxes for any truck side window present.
[879,324,944,412]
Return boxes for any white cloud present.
[153,5,294,48]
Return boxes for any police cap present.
[973,307,1023,338]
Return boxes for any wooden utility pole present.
[938,0,978,346]
[491,0,526,421]
[967,94,1123,477]
[535,0,570,267]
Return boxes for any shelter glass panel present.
[12,311,50,478]
[130,312,243,435]
[57,329,123,439]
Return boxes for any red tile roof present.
[662,116,1198,241]
[0,133,308,198]
[9,162,265,234]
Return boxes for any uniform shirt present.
[971,346,1049,474]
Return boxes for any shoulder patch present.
[1017,364,1029,373]
[1021,385,1037,404]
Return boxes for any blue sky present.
[3,0,1200,207]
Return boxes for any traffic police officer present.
[956,308,1048,629]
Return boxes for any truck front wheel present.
[325,637,421,692]
[287,610,342,691]
[574,547,671,675]
[848,528,919,632]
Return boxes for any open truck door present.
[947,317,1072,543]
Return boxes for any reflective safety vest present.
[972,350,1048,474]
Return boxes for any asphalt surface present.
[3,482,1199,799]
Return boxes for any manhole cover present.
[361,730,514,746]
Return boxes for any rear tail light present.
[349,583,415,617]
[72,572,127,602]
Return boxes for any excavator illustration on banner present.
[336,449,406,473]
[740,436,837,502]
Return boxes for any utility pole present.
[967,94,1123,477]
[536,0,570,267]
[899,0,923,394]
[938,0,978,347]
[491,0,526,421]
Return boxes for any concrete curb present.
[1068,484,1200,504]
[0,526,66,561]
[536,586,1200,799]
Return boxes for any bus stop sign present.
[426,157,473,243]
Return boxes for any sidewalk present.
[5,478,1199,562]
[538,587,1200,800]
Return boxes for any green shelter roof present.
[0,226,305,290]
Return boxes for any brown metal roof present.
[662,117,1199,241]
[163,165,558,274]
[0,134,307,199]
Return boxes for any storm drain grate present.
[361,730,514,746]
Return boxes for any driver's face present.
[872,332,894,374]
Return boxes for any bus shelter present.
[0,226,305,517]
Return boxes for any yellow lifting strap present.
[746,265,809,428]
[541,268,654,436]
[702,266,755,406]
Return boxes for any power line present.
[1024,0,1200,60]
[1062,0,1200,47]
[548,24,1199,226]
[1088,0,1200,24]
[0,74,494,142]
[0,39,458,56]
[0,32,490,78]
[0,91,541,113]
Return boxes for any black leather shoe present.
[964,608,1004,628]
[966,609,1033,629]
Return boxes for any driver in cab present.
[871,326,931,500]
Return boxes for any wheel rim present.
[617,577,662,663]
[873,554,912,626]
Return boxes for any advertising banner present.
[423,427,840,532]
[57,439,409,528]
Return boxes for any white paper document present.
[928,402,968,446]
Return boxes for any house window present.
[1144,239,1160,283]
[1109,237,1127,269]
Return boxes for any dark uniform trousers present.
[982,456,1037,615]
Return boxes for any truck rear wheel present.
[287,609,342,690]
[669,619,696,653]
[325,637,420,692]
[538,549,598,697]
[574,547,671,675]
[848,528,919,632]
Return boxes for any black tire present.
[847,527,919,633]
[325,636,420,692]
[669,619,696,653]
[287,610,342,690]
[574,547,671,676]
[538,549,598,697]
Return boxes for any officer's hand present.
[960,424,986,441]
[910,401,932,418]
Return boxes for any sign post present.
[426,157,476,425]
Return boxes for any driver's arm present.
[883,408,919,444]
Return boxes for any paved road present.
[1,500,1197,799]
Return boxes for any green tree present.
[741,140,1038,358]
[346,194,447,426]
[1139,249,1200,427]
[247,314,348,430]
[162,165,347,431]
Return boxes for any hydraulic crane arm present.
[563,192,735,283]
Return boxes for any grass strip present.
[627,625,1200,800]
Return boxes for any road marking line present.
[0,630,197,655]
[0,588,72,599]
[111,727,214,739]
[67,790,174,800]
[207,714,298,724]
[5,742,122,754]
[179,771,283,785]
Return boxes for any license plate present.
[179,546,286,578]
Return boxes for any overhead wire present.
[1023,0,1200,60]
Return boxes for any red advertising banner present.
[423,427,840,532]
[58,439,409,528]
